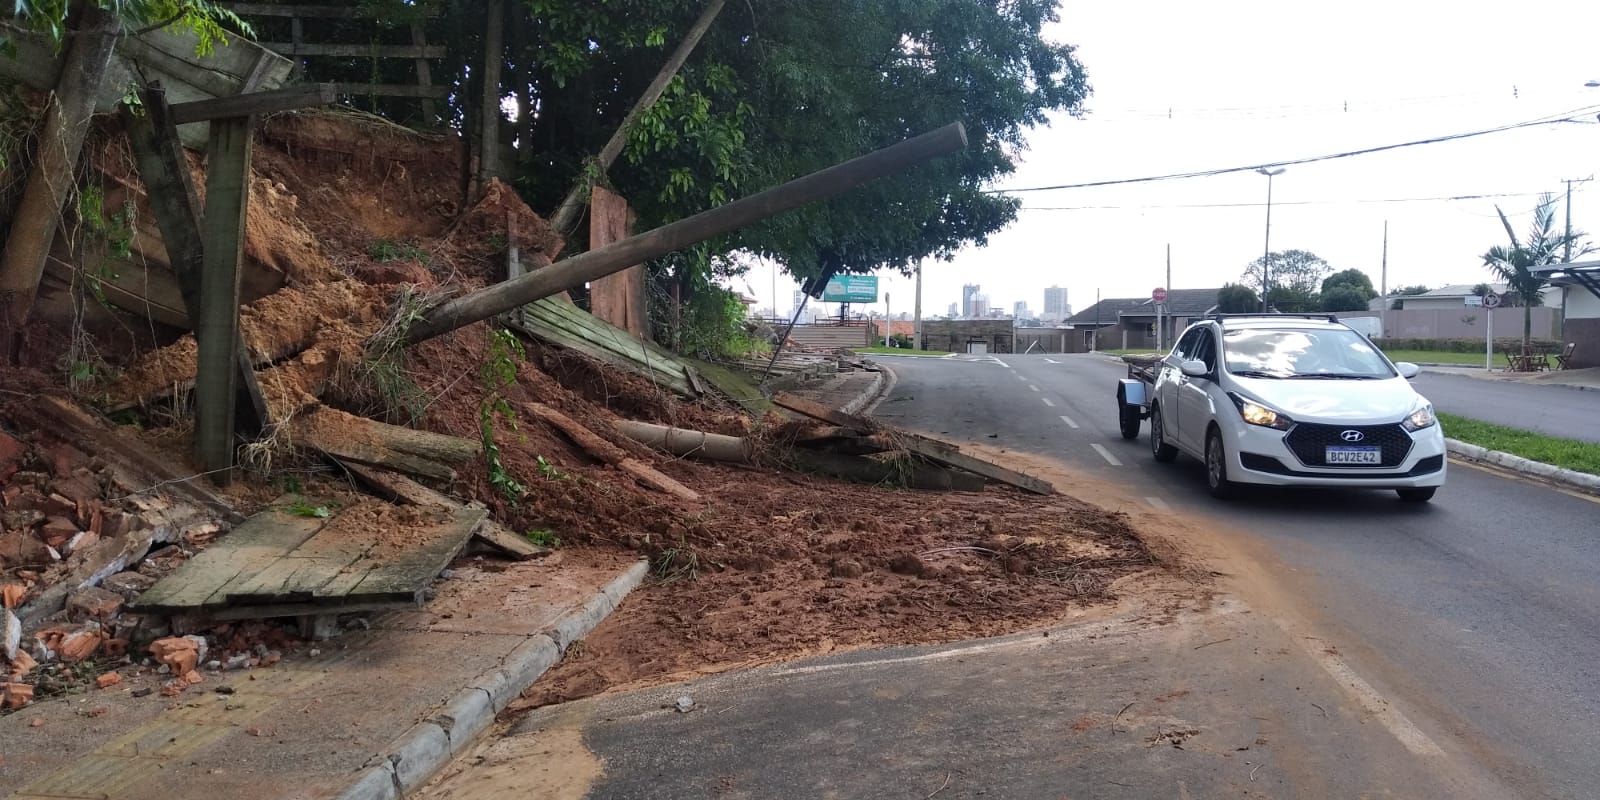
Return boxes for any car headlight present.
[1230,393,1294,430]
[1402,403,1437,432]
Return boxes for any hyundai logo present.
[1340,430,1365,443]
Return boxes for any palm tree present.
[1481,194,1592,353]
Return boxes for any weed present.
[352,285,436,423]
[284,497,332,518]
[535,455,567,480]
[367,238,431,265]
[480,328,528,502]
[651,545,701,584]
[525,529,561,548]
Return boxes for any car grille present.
[1241,452,1442,478]
[1283,423,1414,468]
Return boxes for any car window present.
[1191,330,1217,372]
[1222,328,1396,379]
[1172,329,1200,360]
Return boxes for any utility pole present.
[1257,167,1286,312]
[1163,243,1171,350]
[1563,177,1592,263]
[913,259,923,351]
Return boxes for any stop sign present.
[1152,287,1168,303]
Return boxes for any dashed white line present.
[1058,414,1080,429]
[1017,374,1027,381]
[1090,444,1123,466]
[1028,384,1040,392]
[1041,397,1055,407]
[1044,358,1060,364]
[1144,496,1172,512]
[991,357,1011,368]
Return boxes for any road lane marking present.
[1091,444,1123,466]
[1144,496,1171,512]
[1059,414,1080,429]
[1279,625,1445,758]
[1029,384,1040,392]
[1044,358,1060,364]
[1450,458,1600,505]
[1017,374,1027,381]
[1041,398,1055,407]
[992,357,1011,368]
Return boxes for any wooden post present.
[405,122,967,344]
[548,0,727,236]
[196,116,255,483]
[476,0,505,193]
[410,22,436,123]
[0,7,121,351]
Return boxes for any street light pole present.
[1257,167,1286,312]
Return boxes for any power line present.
[992,106,1600,194]
[1018,188,1586,212]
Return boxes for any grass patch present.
[855,346,950,356]
[1439,413,1600,476]
[1099,348,1160,357]
[1377,349,1494,367]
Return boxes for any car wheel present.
[1118,404,1141,440]
[1150,405,1177,463]
[1205,429,1235,499]
[1396,487,1436,503]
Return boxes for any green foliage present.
[534,455,567,481]
[890,332,914,348]
[524,529,561,548]
[1320,286,1370,312]
[284,497,332,518]
[367,238,430,265]
[1243,249,1332,310]
[1216,283,1260,313]
[479,328,528,502]
[5,0,253,57]
[1438,413,1600,477]
[1321,268,1377,301]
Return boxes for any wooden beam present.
[331,82,450,99]
[169,84,337,124]
[410,22,437,121]
[894,433,1055,495]
[770,392,875,431]
[259,42,448,59]
[225,2,441,18]
[195,116,254,483]
[405,122,967,344]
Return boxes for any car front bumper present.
[1223,421,1448,489]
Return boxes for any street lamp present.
[1256,166,1286,312]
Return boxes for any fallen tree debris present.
[525,402,700,502]
[291,405,479,481]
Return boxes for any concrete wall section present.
[919,320,1013,354]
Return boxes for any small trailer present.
[1114,353,1163,440]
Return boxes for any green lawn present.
[855,346,951,356]
[1376,349,1493,367]
[1439,413,1600,476]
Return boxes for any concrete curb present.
[859,365,898,417]
[839,369,888,417]
[1446,439,1600,495]
[334,559,651,800]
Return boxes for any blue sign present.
[822,275,879,303]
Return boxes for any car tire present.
[1396,487,1436,503]
[1119,405,1141,440]
[1205,429,1236,500]
[1150,405,1178,463]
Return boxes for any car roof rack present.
[1205,312,1340,323]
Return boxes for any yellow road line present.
[1449,456,1600,505]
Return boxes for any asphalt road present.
[872,352,1600,800]
[1408,370,1600,443]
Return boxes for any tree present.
[1321,287,1369,312]
[1242,249,1331,310]
[1389,284,1430,310]
[1481,193,1594,351]
[1216,284,1259,313]
[1321,269,1377,301]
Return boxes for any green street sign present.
[822,275,879,303]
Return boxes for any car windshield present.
[1222,328,1395,379]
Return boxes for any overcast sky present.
[733,0,1600,321]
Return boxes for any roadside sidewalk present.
[1,551,646,800]
[1421,364,1600,392]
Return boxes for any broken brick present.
[1,582,25,610]
[149,637,200,674]
[1,681,33,709]
[0,533,50,569]
[103,638,129,657]
[57,629,103,662]
[49,473,99,507]
[7,649,36,678]
[50,443,91,477]
[66,587,123,620]
[1,507,43,531]
[29,717,44,727]
[96,671,122,689]
[38,516,79,549]
[181,669,202,686]
[64,530,99,555]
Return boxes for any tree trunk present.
[292,405,481,481]
[0,7,122,355]
[475,0,505,195]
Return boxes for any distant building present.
[947,302,958,317]
[1013,301,1031,319]
[971,295,989,318]
[1043,286,1069,321]
[962,284,982,318]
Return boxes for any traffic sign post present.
[1152,288,1168,352]
[1476,292,1501,370]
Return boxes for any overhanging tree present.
[1242,249,1331,311]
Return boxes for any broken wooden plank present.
[786,450,984,492]
[770,392,876,432]
[221,523,376,603]
[616,458,701,503]
[333,506,486,603]
[338,462,547,560]
[469,520,550,560]
[292,406,479,481]
[524,402,701,501]
[168,83,337,124]
[134,501,328,611]
[897,433,1055,495]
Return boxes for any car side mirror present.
[1394,362,1421,379]
[1180,360,1210,378]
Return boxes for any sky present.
[730,0,1600,321]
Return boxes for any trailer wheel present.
[1118,404,1141,440]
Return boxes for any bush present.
[1373,337,1559,353]
[890,333,913,348]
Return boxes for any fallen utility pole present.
[548,0,727,236]
[404,122,967,344]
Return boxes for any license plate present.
[1325,446,1381,465]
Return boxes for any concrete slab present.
[0,549,642,799]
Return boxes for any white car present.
[1144,315,1446,502]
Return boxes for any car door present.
[1154,328,1198,441]
[1177,328,1218,454]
